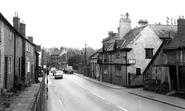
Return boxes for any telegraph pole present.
[84,44,87,76]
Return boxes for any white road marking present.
[67,77,128,111]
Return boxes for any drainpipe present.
[13,33,16,87]
[126,51,127,87]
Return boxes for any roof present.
[103,42,112,51]
[102,24,177,51]
[120,26,146,48]
[164,34,185,50]
[143,40,167,74]
[89,49,101,59]
[51,50,63,56]
[0,13,36,46]
[149,25,177,38]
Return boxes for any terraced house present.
[96,13,177,87]
[0,12,39,94]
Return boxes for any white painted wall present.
[127,26,162,74]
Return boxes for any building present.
[98,13,177,87]
[89,49,101,80]
[144,16,185,94]
[0,12,38,94]
[50,49,71,70]
[164,16,185,92]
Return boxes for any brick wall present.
[1,22,14,91]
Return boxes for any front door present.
[179,66,185,91]
[4,56,8,89]
[169,66,177,90]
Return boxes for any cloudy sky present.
[0,0,184,49]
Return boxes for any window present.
[9,56,12,73]
[116,50,120,59]
[145,48,153,59]
[115,65,121,77]
[103,65,108,75]
[9,31,12,40]
[136,68,141,75]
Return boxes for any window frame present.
[9,56,12,73]
[115,65,122,77]
[145,48,153,59]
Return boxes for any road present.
[47,73,184,111]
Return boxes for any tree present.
[68,55,82,66]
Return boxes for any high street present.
[47,72,185,111]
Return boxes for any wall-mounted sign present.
[128,59,136,64]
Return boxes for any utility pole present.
[84,44,87,76]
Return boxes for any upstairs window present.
[145,48,153,59]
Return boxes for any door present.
[179,66,185,91]
[169,66,177,90]
[4,57,8,89]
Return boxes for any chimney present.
[13,12,20,32]
[28,36,33,43]
[177,16,185,37]
[20,22,26,37]
[138,19,148,27]
[119,13,131,39]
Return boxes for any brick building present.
[0,12,38,94]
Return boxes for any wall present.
[1,22,14,91]
[127,26,162,86]
[15,34,23,82]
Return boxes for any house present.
[13,13,38,85]
[163,17,185,92]
[98,13,177,87]
[143,17,185,94]
[50,49,73,70]
[0,12,38,94]
[50,50,64,69]
[89,49,101,80]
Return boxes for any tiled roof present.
[51,50,63,56]
[164,34,185,50]
[120,26,146,48]
[103,42,112,50]
[149,25,177,38]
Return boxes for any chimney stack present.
[28,36,33,43]
[13,12,20,32]
[20,22,26,37]
[138,19,148,27]
[177,15,185,37]
[119,13,131,39]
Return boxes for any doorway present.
[4,56,8,89]
[169,66,177,90]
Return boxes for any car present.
[63,66,73,74]
[54,70,63,79]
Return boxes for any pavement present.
[0,77,46,111]
[74,73,185,110]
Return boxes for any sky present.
[0,0,184,49]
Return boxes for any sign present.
[128,59,136,64]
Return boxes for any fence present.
[31,74,46,111]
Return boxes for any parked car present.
[54,70,63,79]
[63,66,73,74]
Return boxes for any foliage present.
[68,55,82,66]
[143,79,170,94]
